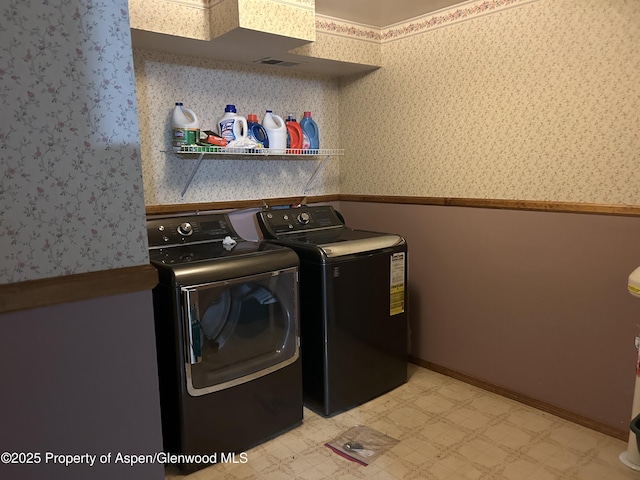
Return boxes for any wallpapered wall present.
[134,50,341,205]
[2,0,637,283]
[136,0,639,206]
[0,0,149,284]
[339,0,640,204]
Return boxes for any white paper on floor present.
[325,425,399,466]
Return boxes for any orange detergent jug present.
[285,113,302,153]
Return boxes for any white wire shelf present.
[169,147,343,197]
[172,146,343,157]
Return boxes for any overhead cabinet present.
[129,0,381,76]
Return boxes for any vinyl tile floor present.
[165,364,639,480]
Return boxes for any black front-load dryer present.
[147,212,302,473]
[257,205,408,417]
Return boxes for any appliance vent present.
[254,57,301,68]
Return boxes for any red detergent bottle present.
[285,113,303,153]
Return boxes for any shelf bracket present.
[175,149,342,198]
[302,154,331,196]
[181,153,205,197]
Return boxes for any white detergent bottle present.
[262,110,287,151]
[218,104,248,147]
[171,102,200,152]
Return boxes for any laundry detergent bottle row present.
[300,111,319,150]
[171,102,200,152]
[247,114,269,148]
[262,110,287,151]
[218,104,247,146]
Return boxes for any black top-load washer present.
[148,212,302,472]
[257,205,408,417]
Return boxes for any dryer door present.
[181,266,299,396]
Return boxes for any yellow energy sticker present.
[390,252,405,315]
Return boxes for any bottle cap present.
[303,111,311,117]
[247,114,258,122]
[225,104,237,113]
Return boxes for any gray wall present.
[338,200,640,433]
[0,291,164,480]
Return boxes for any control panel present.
[257,205,344,238]
[147,214,237,248]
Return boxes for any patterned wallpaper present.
[129,0,210,40]
[135,0,640,207]
[0,1,149,284]
[339,0,640,204]
[290,29,382,67]
[3,0,636,284]
[235,0,315,41]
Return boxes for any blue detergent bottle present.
[300,111,319,151]
[247,114,269,148]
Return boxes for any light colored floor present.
[166,364,639,479]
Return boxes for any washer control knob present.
[177,222,193,236]
[297,212,310,225]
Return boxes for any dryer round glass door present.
[181,266,299,396]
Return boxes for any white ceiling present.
[315,0,465,28]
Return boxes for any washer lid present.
[277,229,405,257]
[318,234,404,257]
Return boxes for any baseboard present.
[410,357,628,441]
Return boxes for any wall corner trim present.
[338,195,640,217]
[146,195,640,217]
[0,265,159,315]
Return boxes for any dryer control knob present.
[177,222,193,236]
[297,212,310,225]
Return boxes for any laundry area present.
[146,204,409,474]
[3,1,640,480]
